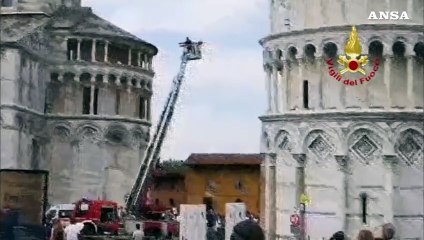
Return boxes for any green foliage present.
[157,159,189,175]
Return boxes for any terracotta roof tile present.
[186,153,264,165]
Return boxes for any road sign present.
[300,193,311,205]
[290,214,300,226]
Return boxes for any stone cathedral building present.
[0,0,157,205]
[259,0,423,239]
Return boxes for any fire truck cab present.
[72,198,120,235]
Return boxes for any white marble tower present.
[259,0,423,239]
[1,0,157,205]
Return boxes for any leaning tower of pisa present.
[1,0,157,205]
[259,0,423,239]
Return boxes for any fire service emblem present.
[325,26,380,86]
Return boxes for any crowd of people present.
[204,208,264,240]
[2,202,396,240]
[329,223,395,240]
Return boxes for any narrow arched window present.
[360,192,368,224]
[303,80,309,109]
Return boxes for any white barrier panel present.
[179,204,207,240]
[225,203,246,240]
[124,219,143,234]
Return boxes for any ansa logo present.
[325,26,380,86]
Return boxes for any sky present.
[81,0,269,160]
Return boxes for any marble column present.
[406,55,414,108]
[104,41,109,63]
[148,57,153,70]
[77,38,81,61]
[280,62,289,112]
[146,98,151,120]
[144,98,148,119]
[298,60,304,110]
[382,155,398,224]
[89,76,95,115]
[275,152,300,238]
[265,65,272,114]
[383,56,391,108]
[91,39,97,62]
[144,54,148,70]
[263,153,276,240]
[272,65,279,113]
[128,48,132,65]
[137,51,141,67]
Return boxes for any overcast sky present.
[81,0,269,160]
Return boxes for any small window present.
[235,180,243,191]
[360,193,368,224]
[93,88,99,115]
[67,39,78,60]
[303,80,309,109]
[1,0,13,7]
[82,87,91,114]
[115,90,120,114]
[169,198,175,207]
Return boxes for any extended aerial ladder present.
[125,38,203,216]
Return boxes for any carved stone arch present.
[347,122,391,154]
[274,130,292,151]
[104,123,129,145]
[139,78,146,88]
[322,41,339,59]
[79,72,92,84]
[368,39,384,60]
[347,128,384,164]
[277,123,302,152]
[286,44,299,61]
[272,46,284,60]
[303,43,317,60]
[108,72,118,84]
[130,77,138,88]
[319,38,337,51]
[146,80,152,90]
[303,129,336,162]
[367,36,384,47]
[302,123,343,154]
[395,36,416,55]
[75,122,102,143]
[261,128,271,151]
[94,73,104,84]
[130,126,148,148]
[395,128,423,166]
[50,122,73,141]
[413,41,424,61]
[393,122,423,137]
[63,72,76,83]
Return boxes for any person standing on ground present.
[230,219,264,240]
[50,218,64,240]
[330,231,346,240]
[375,223,395,240]
[132,223,144,240]
[64,218,83,240]
[357,229,375,240]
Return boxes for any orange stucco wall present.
[185,165,261,216]
[150,176,186,208]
